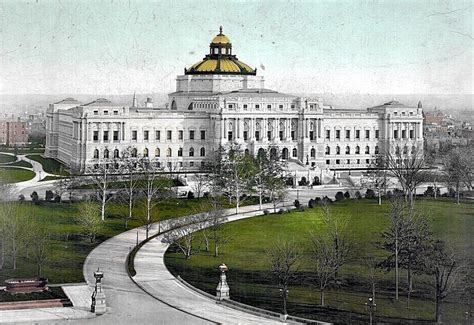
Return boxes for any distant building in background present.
[0,120,28,146]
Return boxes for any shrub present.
[30,191,40,205]
[278,208,285,214]
[18,194,25,202]
[308,199,315,208]
[53,195,61,203]
[354,191,362,199]
[365,189,376,199]
[187,191,195,199]
[203,192,209,198]
[321,196,332,204]
[45,190,54,201]
[344,191,351,199]
[293,200,301,209]
[263,209,270,215]
[299,206,305,212]
[335,191,345,201]
[424,186,440,197]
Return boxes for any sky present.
[0,0,472,95]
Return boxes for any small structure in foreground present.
[216,263,230,300]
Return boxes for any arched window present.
[200,147,206,157]
[171,100,177,110]
[403,146,408,154]
[93,149,99,159]
[325,146,330,155]
[257,148,265,158]
[345,146,350,154]
[131,148,138,158]
[143,148,149,157]
[114,149,119,158]
[365,146,370,154]
[155,148,160,157]
[167,148,172,157]
[355,146,360,154]
[310,148,316,158]
[244,148,249,155]
[292,148,297,157]
[187,102,193,110]
[336,146,340,155]
[103,149,109,159]
[395,146,400,155]
[189,147,194,157]
[178,147,183,157]
[411,145,416,154]
[375,146,379,154]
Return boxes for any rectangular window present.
[279,131,284,140]
[326,130,330,139]
[336,159,340,164]
[144,130,149,141]
[113,110,118,115]
[178,130,183,140]
[93,110,98,115]
[228,104,234,109]
[255,104,260,109]
[402,130,406,139]
[279,105,283,109]
[243,104,248,109]
[346,130,350,139]
[103,131,108,141]
[356,130,360,139]
[267,105,271,109]
[267,131,271,140]
[326,159,330,165]
[255,131,260,141]
[291,104,295,109]
[336,130,340,139]
[394,130,398,139]
[309,131,314,140]
[375,130,379,139]
[200,130,206,140]
[93,131,99,141]
[243,131,248,141]
[365,130,370,139]
[409,130,414,139]
[167,130,172,140]
[189,130,195,140]
[113,131,119,141]
[131,130,137,141]
[291,130,296,140]
[228,131,233,141]
[155,130,161,141]
[104,110,108,115]
[189,161,194,167]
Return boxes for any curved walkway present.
[133,204,286,325]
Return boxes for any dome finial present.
[219,26,223,35]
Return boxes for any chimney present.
[145,97,153,108]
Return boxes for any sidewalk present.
[132,204,296,325]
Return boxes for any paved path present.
[133,204,286,325]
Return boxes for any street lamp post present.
[365,296,377,325]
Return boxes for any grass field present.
[0,153,16,163]
[0,166,35,183]
[8,160,33,168]
[25,155,69,175]
[164,198,474,324]
[0,197,235,286]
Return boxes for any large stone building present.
[45,28,423,179]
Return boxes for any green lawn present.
[0,167,35,183]
[0,198,229,286]
[165,199,474,324]
[25,155,69,175]
[8,160,33,168]
[0,153,16,163]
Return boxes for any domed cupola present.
[185,27,256,75]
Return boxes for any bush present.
[45,190,54,201]
[393,188,404,197]
[18,194,25,202]
[203,192,209,198]
[365,189,376,199]
[344,191,351,199]
[30,191,40,205]
[308,199,315,208]
[354,191,362,199]
[53,195,61,203]
[293,200,301,209]
[278,208,285,214]
[335,191,345,201]
[299,206,305,212]
[321,196,332,204]
[263,209,270,215]
[187,191,195,199]
[424,186,440,197]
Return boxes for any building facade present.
[0,120,28,146]
[45,28,423,178]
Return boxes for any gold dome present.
[185,27,256,76]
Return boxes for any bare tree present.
[382,147,425,208]
[443,147,473,204]
[162,220,197,259]
[75,200,103,243]
[30,226,49,276]
[366,255,381,304]
[268,239,300,316]
[206,199,230,257]
[191,173,207,199]
[117,153,142,229]
[423,240,463,323]
[86,162,116,221]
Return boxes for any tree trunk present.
[282,293,287,315]
[435,291,441,323]
[456,184,460,204]
[395,238,399,300]
[12,237,17,270]
[320,288,325,306]
[259,193,262,210]
[204,236,209,252]
[214,244,219,257]
[101,194,106,221]
[0,237,4,270]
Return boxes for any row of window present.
[92,147,207,159]
[92,130,207,142]
[393,129,415,139]
[93,160,205,170]
[93,110,119,116]
[228,103,297,110]
[324,145,379,156]
[325,158,374,165]
[325,129,379,140]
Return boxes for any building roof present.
[219,88,294,98]
[368,100,412,110]
[185,27,256,76]
[83,98,114,106]
[54,97,81,104]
